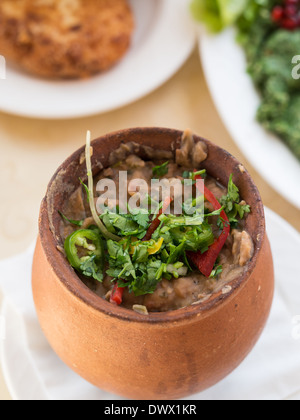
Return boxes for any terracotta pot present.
[32,127,274,400]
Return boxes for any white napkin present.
[0,208,300,400]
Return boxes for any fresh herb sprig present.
[58,211,84,227]
[80,254,103,282]
[152,161,169,177]
[219,174,251,227]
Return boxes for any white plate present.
[1,208,300,400]
[0,0,196,120]
[199,28,300,210]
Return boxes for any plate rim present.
[0,0,196,120]
[198,27,300,210]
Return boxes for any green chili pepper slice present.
[64,229,104,282]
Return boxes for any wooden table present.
[0,48,299,400]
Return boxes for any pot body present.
[32,234,273,400]
[32,127,274,399]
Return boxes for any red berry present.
[285,4,298,16]
[284,0,298,5]
[281,16,298,29]
[272,6,284,21]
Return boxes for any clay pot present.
[32,127,274,400]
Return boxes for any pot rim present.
[38,127,266,324]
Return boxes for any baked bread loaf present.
[0,0,134,79]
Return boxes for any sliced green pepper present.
[64,229,104,282]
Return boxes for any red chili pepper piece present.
[187,174,230,278]
[143,196,173,241]
[110,283,125,306]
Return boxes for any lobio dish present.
[32,127,274,400]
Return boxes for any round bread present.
[0,0,135,79]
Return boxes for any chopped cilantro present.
[209,265,223,279]
[79,178,90,202]
[152,161,169,177]
[130,209,150,230]
[58,211,83,227]
[80,255,103,282]
[219,174,251,227]
[63,166,251,299]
